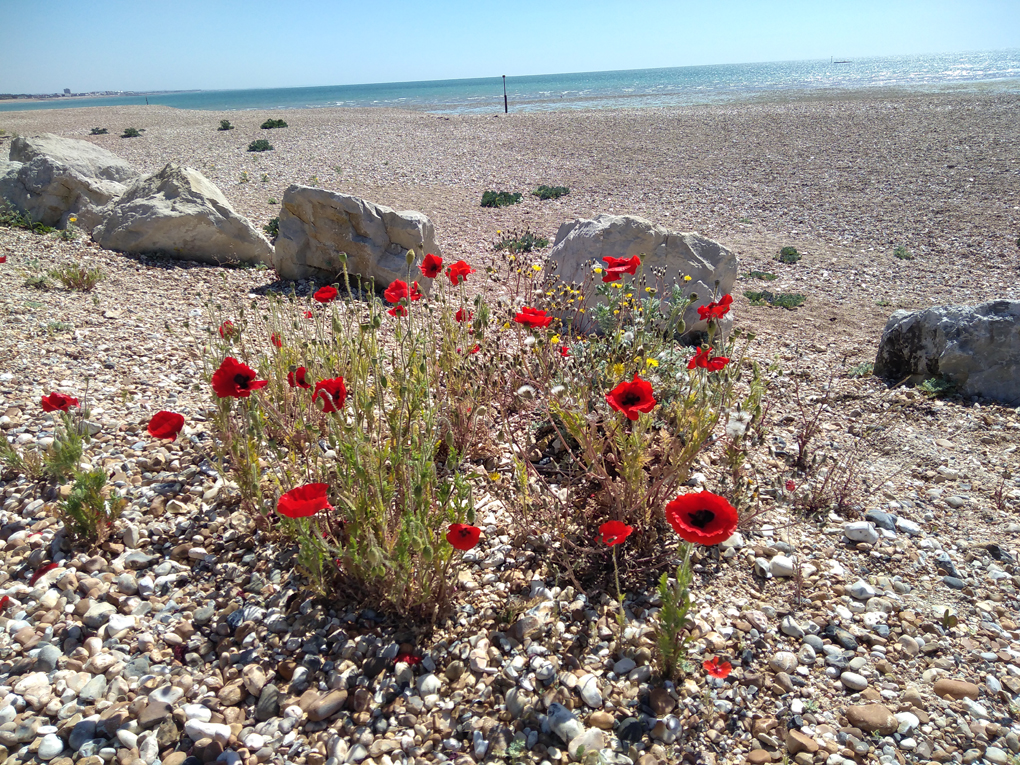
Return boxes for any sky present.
[2,0,1018,93]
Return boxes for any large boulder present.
[547,215,737,335]
[0,156,126,232]
[273,186,440,287]
[93,163,273,266]
[873,300,1020,405]
[10,133,140,184]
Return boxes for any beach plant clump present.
[744,290,806,309]
[218,119,235,131]
[534,185,569,200]
[248,139,273,152]
[492,228,549,254]
[480,190,522,208]
[58,468,124,546]
[777,246,802,264]
[48,262,105,292]
[0,201,54,235]
[893,245,914,260]
[121,127,144,138]
[260,118,288,129]
[263,216,279,240]
[744,270,778,281]
[89,127,108,135]
[193,242,760,628]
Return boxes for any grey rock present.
[844,521,879,545]
[547,214,737,334]
[82,602,117,628]
[781,616,805,639]
[69,719,97,751]
[34,643,62,672]
[943,576,966,589]
[567,728,605,761]
[10,133,139,183]
[123,551,158,569]
[865,509,897,531]
[874,300,1020,406]
[0,155,125,231]
[895,517,922,536]
[94,163,273,267]
[273,186,440,285]
[547,702,585,745]
[78,674,108,703]
[578,674,602,708]
[770,555,796,577]
[769,652,799,673]
[848,579,878,600]
[840,672,869,691]
[416,673,441,696]
[37,732,64,760]
[256,684,280,721]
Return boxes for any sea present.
[3,49,1019,115]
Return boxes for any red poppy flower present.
[287,366,311,389]
[30,562,58,586]
[601,255,641,283]
[697,294,733,322]
[785,479,796,492]
[313,377,347,413]
[304,310,314,318]
[687,346,730,372]
[0,596,9,612]
[313,286,338,304]
[605,375,656,421]
[446,260,475,285]
[41,392,79,412]
[703,656,732,679]
[277,483,333,518]
[665,491,739,546]
[514,306,554,328]
[447,523,481,551]
[0,256,7,264]
[420,253,443,279]
[270,333,283,349]
[211,357,268,399]
[455,308,473,323]
[219,321,237,340]
[396,652,422,666]
[560,346,570,357]
[597,520,633,546]
[148,411,185,442]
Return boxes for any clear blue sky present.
[2,0,1018,93]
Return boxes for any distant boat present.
[831,57,850,64]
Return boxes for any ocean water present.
[3,49,1018,115]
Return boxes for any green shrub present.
[248,139,273,152]
[777,246,801,264]
[48,264,105,292]
[263,217,279,239]
[24,274,51,290]
[121,127,143,138]
[268,197,277,205]
[481,190,522,208]
[0,201,54,234]
[260,118,288,129]
[218,119,235,131]
[57,469,124,546]
[847,362,874,378]
[533,185,569,200]
[919,376,956,398]
[744,270,778,281]
[744,290,806,309]
[89,127,108,135]
[893,245,914,261]
[493,228,549,254]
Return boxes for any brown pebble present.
[786,729,820,755]
[933,678,980,700]
[647,688,675,716]
[845,704,898,735]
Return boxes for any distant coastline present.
[0,90,198,104]
[2,49,1017,115]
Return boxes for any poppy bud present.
[406,249,415,266]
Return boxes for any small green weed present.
[261,173,269,183]
[218,119,235,131]
[919,376,956,399]
[268,198,277,205]
[46,321,74,335]
[893,245,914,261]
[24,275,51,290]
[738,217,753,223]
[264,217,279,239]
[1,201,54,234]
[778,246,801,264]
[121,127,144,138]
[57,469,124,546]
[533,185,569,200]
[481,190,522,208]
[0,435,43,480]
[744,290,805,309]
[847,362,874,378]
[655,548,694,682]
[48,264,105,292]
[89,127,108,135]
[240,170,250,184]
[744,270,778,281]
[248,139,273,152]
[44,415,86,481]
[493,228,549,254]
[307,175,319,187]
[260,118,288,129]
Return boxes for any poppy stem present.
[612,547,625,629]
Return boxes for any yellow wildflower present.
[683,275,692,282]
[551,334,560,344]
[646,358,659,367]
[532,264,542,271]
[594,267,603,273]
[613,363,625,377]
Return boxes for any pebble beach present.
[2,91,1020,765]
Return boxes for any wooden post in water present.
[503,75,508,114]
